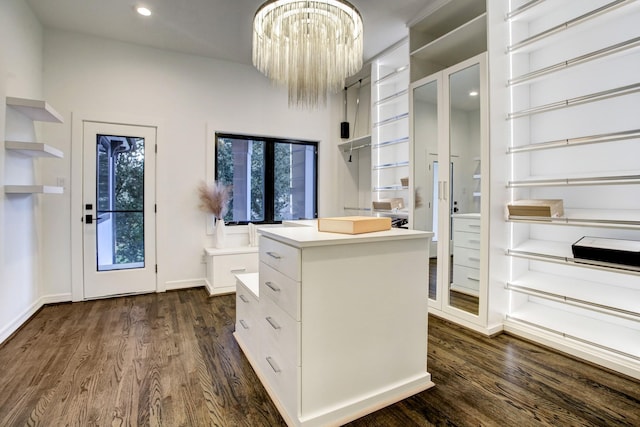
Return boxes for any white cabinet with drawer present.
[234,226,434,426]
[235,273,260,357]
[205,246,259,295]
[452,215,481,296]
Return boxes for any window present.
[215,133,318,224]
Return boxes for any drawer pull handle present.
[468,257,480,262]
[468,239,481,244]
[467,276,480,282]
[230,267,247,273]
[266,356,281,373]
[266,251,282,260]
[468,224,481,228]
[239,319,249,330]
[266,316,281,330]
[239,294,250,303]
[265,281,281,292]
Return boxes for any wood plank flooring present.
[0,288,638,426]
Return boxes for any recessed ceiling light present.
[469,90,479,97]
[136,6,152,16]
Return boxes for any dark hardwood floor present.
[0,288,638,426]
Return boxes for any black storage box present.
[572,236,640,267]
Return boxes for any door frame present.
[71,112,165,301]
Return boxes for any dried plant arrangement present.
[198,181,230,219]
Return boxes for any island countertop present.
[259,220,433,248]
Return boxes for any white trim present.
[0,293,72,345]
[71,111,166,301]
[165,278,208,292]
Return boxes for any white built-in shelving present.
[502,0,640,379]
[5,97,65,195]
[371,41,410,224]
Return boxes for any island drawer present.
[260,237,301,281]
[260,262,301,321]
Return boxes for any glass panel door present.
[83,122,156,299]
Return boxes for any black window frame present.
[214,132,319,225]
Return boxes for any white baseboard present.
[165,278,208,292]
[0,292,72,345]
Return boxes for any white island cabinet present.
[234,225,434,426]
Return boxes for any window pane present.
[274,143,316,221]
[96,135,145,271]
[215,133,317,224]
[217,137,265,222]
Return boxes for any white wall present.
[40,29,343,298]
[0,0,46,342]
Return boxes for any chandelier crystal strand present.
[253,0,363,108]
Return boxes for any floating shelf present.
[4,185,64,194]
[6,97,64,123]
[5,141,64,158]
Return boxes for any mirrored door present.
[411,53,488,324]
[411,76,441,305]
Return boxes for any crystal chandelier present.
[253,0,364,108]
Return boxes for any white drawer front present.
[260,262,301,321]
[452,264,480,293]
[261,295,300,367]
[453,246,481,269]
[260,237,301,281]
[452,217,481,234]
[235,282,259,355]
[212,253,259,288]
[453,230,481,250]
[257,346,298,417]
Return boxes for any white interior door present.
[82,121,156,299]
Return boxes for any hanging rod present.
[505,0,546,20]
[507,0,631,53]
[508,82,640,119]
[341,143,371,153]
[508,129,640,153]
[509,36,640,86]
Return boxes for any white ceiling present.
[26,0,435,66]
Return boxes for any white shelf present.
[507,270,640,319]
[338,134,371,152]
[6,97,64,123]
[507,301,640,360]
[4,185,64,194]
[508,170,640,187]
[507,239,640,275]
[5,141,63,158]
[411,13,487,66]
[508,208,640,229]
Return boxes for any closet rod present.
[505,0,545,20]
[508,129,640,153]
[341,143,370,153]
[507,0,631,53]
[509,36,640,86]
[508,82,640,119]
